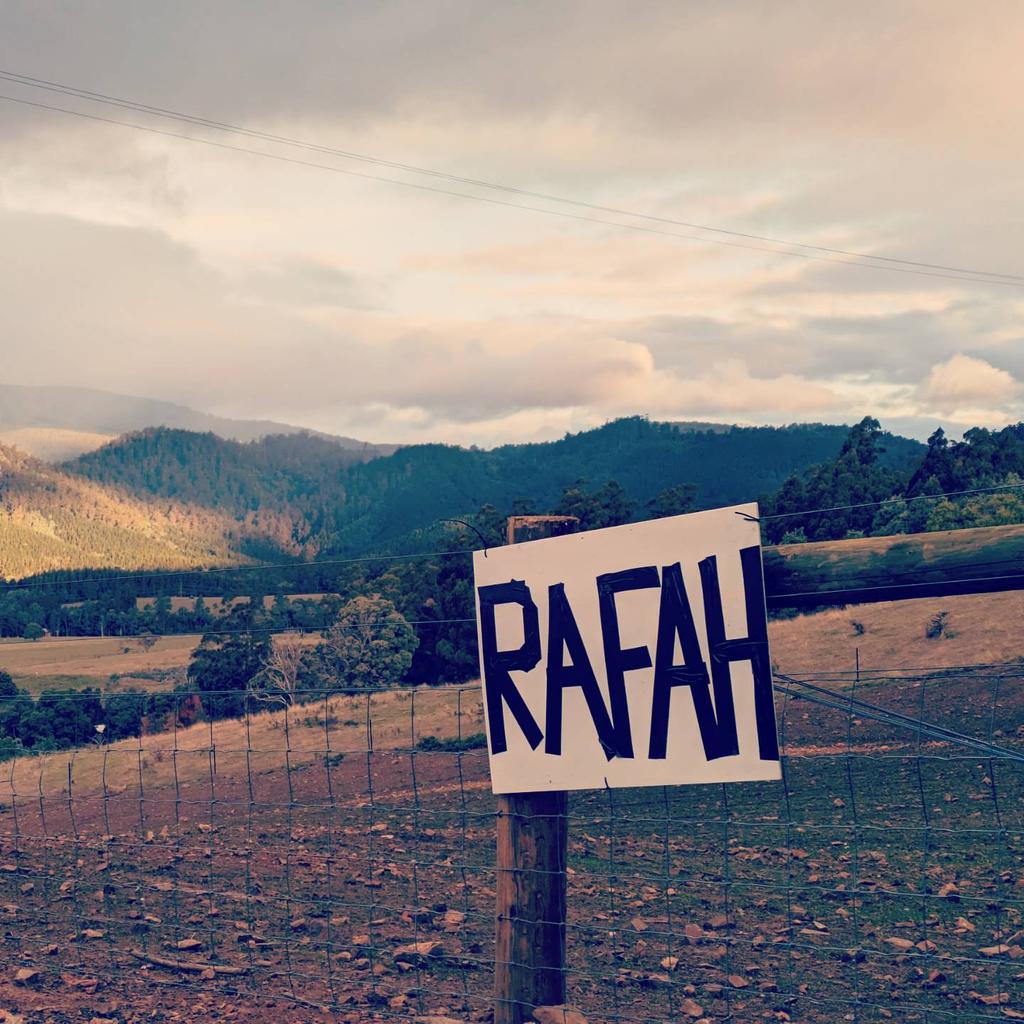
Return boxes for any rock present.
[680,998,704,1019]
[439,909,466,929]
[533,1006,588,1024]
[394,940,445,965]
[414,1017,467,1024]
[61,974,100,993]
[14,967,41,985]
[979,944,1011,957]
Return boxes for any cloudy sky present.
[1,1,1022,445]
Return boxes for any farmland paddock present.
[3,518,1024,1022]
[1,663,1022,1023]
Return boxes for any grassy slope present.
[9,583,1022,797]
[0,442,253,579]
[8,684,479,796]
[0,632,320,693]
[5,589,1021,691]
[770,590,1024,675]
[764,522,1024,604]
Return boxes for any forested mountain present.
[6,415,1024,664]
[0,443,256,579]
[64,418,923,560]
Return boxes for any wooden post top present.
[506,516,580,545]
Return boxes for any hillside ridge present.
[0,383,395,460]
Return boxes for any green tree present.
[23,622,44,641]
[317,595,418,690]
[762,417,904,543]
[0,670,17,698]
[187,629,270,720]
[554,479,634,531]
[646,483,697,520]
[103,689,149,742]
[0,735,24,762]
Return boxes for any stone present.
[532,1007,588,1024]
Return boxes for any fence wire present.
[1,661,1023,1023]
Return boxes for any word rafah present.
[477,545,778,764]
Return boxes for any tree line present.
[760,418,1024,544]
[0,592,419,761]
[6,416,1024,760]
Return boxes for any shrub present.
[416,733,488,753]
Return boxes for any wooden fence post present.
[494,515,577,1024]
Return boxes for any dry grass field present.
[0,426,115,462]
[0,631,320,695]
[770,589,1024,675]
[7,684,483,797]
[7,589,1022,696]
[8,583,1021,803]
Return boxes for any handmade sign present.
[473,503,780,794]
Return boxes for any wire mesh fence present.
[1,662,1023,1023]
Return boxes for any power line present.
[761,481,1024,524]
[3,69,1023,287]
[0,83,1021,289]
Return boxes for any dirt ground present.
[1,667,1023,1023]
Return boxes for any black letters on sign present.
[477,580,543,755]
[545,582,618,759]
[648,562,736,761]
[478,543,778,766]
[699,545,779,761]
[597,566,660,758]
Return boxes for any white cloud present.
[2,2,1024,446]
[919,354,1020,412]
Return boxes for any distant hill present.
[0,428,116,463]
[0,384,393,461]
[0,416,927,578]
[62,417,924,560]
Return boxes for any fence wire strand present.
[1,661,1023,1023]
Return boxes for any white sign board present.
[473,503,780,794]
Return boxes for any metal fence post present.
[494,515,578,1024]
